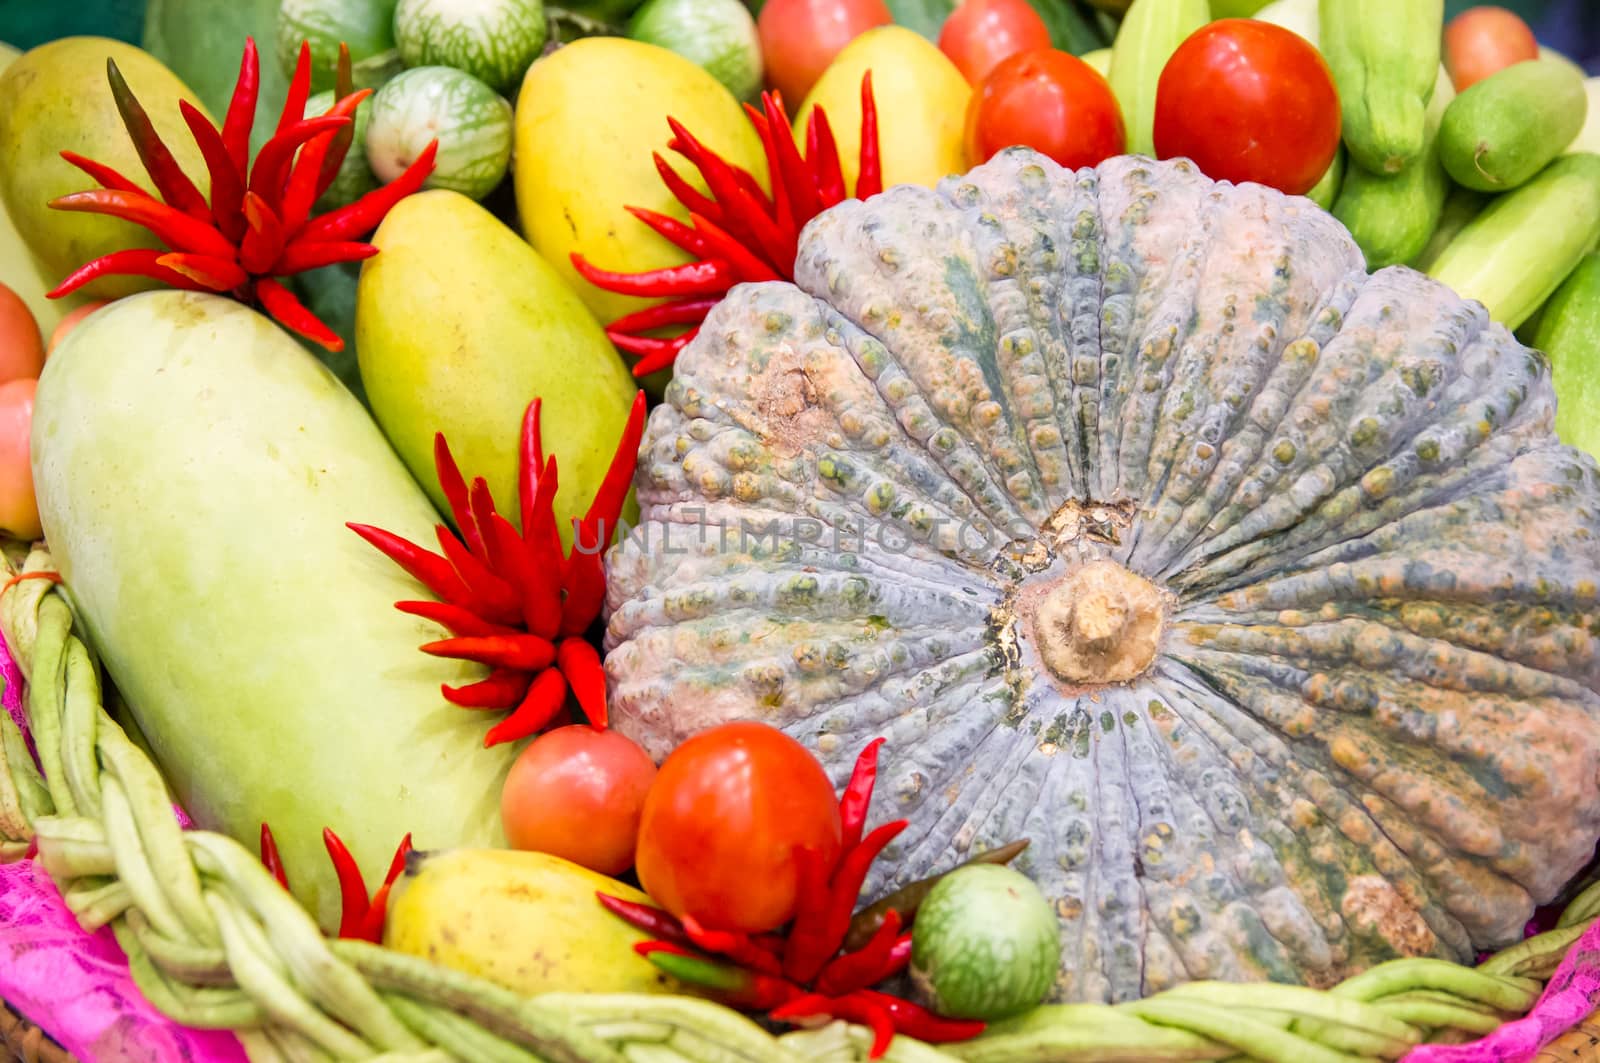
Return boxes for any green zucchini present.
[1427,153,1600,330]
[1320,0,1443,174]
[1108,0,1209,157]
[1332,68,1453,269]
[1533,252,1600,459]
[1440,59,1588,192]
[1408,184,1489,273]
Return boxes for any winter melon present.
[32,292,514,931]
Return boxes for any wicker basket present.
[7,540,1600,1063]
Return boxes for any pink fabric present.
[0,860,248,1062]
[1403,918,1600,1063]
[0,629,242,1061]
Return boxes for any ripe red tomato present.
[1152,19,1340,196]
[1444,6,1540,92]
[938,0,1052,86]
[500,725,658,876]
[757,0,892,105]
[965,49,1126,169]
[635,721,842,933]
[0,378,40,541]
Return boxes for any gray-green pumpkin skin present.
[603,150,1600,1002]
[911,865,1060,1020]
[393,0,547,98]
[366,65,512,201]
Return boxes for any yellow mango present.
[385,849,685,997]
[794,27,971,193]
[0,38,212,301]
[514,37,767,326]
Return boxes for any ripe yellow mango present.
[0,38,212,301]
[357,190,638,546]
[514,37,767,326]
[794,27,971,193]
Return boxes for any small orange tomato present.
[48,300,111,357]
[0,283,44,386]
[1445,7,1540,92]
[0,378,40,541]
[938,0,1052,86]
[501,725,658,875]
[966,49,1126,169]
[635,721,843,933]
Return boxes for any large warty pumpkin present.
[602,150,1600,1003]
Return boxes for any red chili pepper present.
[220,38,261,178]
[651,152,722,225]
[238,192,285,275]
[596,893,695,948]
[808,107,847,209]
[47,248,210,299]
[174,103,246,242]
[259,824,289,890]
[352,832,412,943]
[764,95,823,228]
[669,119,795,273]
[814,910,903,995]
[281,89,373,233]
[157,252,248,292]
[614,329,699,378]
[856,72,882,199]
[518,400,545,537]
[860,990,985,1044]
[106,58,210,222]
[314,45,361,202]
[786,820,908,985]
[49,190,236,259]
[574,390,647,558]
[58,151,143,195]
[322,828,372,939]
[681,915,785,977]
[839,737,884,852]
[276,42,313,141]
[442,668,531,710]
[298,140,439,243]
[689,212,782,283]
[484,668,567,747]
[605,298,720,336]
[624,206,713,259]
[254,275,342,350]
[482,515,534,614]
[273,239,376,275]
[431,435,488,559]
[396,600,521,639]
[571,255,734,298]
[433,528,522,624]
[348,524,472,606]
[773,993,896,1059]
[420,634,555,672]
[467,480,506,573]
[781,844,836,983]
[557,637,607,729]
[744,102,794,236]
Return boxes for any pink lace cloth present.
[4,630,1600,1063]
[0,629,244,1062]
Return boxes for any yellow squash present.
[794,27,971,193]
[514,37,766,326]
[385,849,687,997]
[0,38,212,301]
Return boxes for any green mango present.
[32,292,513,931]
[356,189,638,548]
[0,38,213,301]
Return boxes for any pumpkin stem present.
[1028,561,1168,686]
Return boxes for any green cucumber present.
[910,865,1060,1021]
[31,292,513,932]
[1408,184,1488,272]
[1566,77,1600,156]
[393,0,548,98]
[1320,0,1443,174]
[1440,59,1588,192]
[1252,0,1317,46]
[1306,145,1345,212]
[1108,0,1210,157]
[365,66,513,201]
[1332,68,1453,269]
[1427,153,1600,330]
[1533,252,1600,459]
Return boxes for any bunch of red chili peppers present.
[349,392,646,747]
[46,38,436,352]
[572,75,882,378]
[599,738,984,1058]
[259,824,410,943]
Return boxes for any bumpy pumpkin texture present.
[603,150,1600,1003]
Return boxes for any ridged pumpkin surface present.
[602,150,1600,1002]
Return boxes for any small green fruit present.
[911,864,1059,1021]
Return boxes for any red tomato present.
[0,378,39,541]
[1444,7,1540,92]
[0,283,43,386]
[757,0,892,104]
[938,0,1052,86]
[500,725,658,876]
[1153,19,1340,196]
[635,721,842,933]
[965,49,1126,169]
